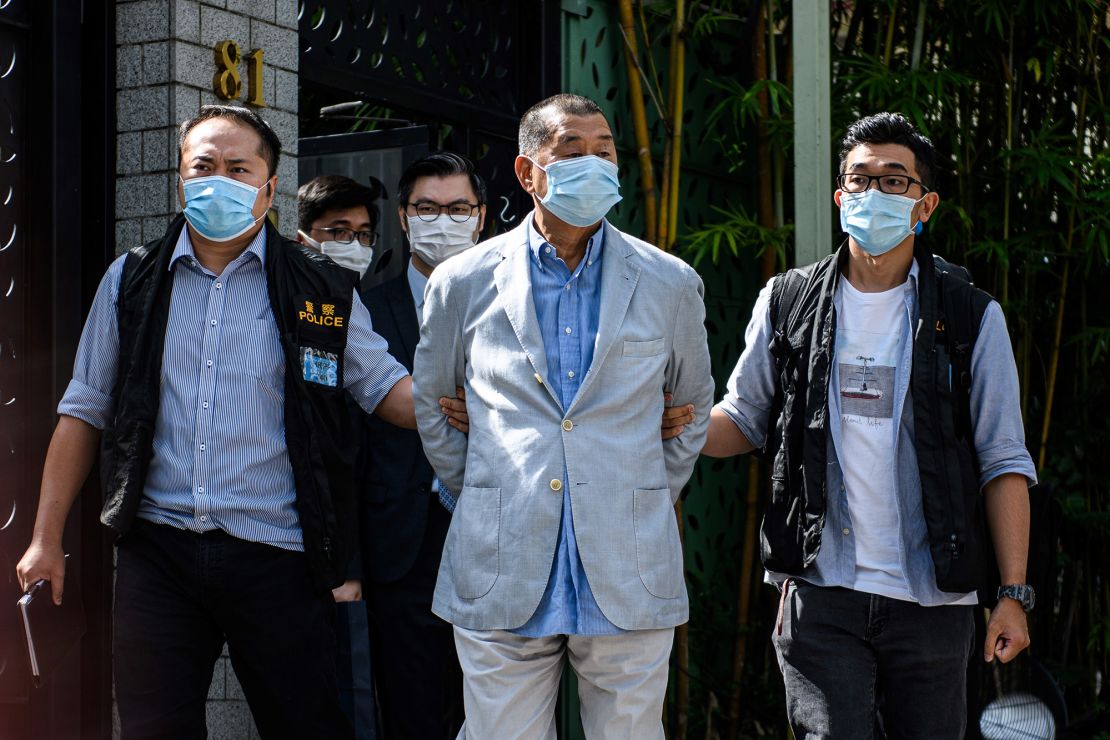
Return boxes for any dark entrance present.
[299,0,561,237]
[299,126,430,289]
[0,1,115,737]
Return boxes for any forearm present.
[373,376,417,430]
[701,407,757,458]
[984,472,1030,585]
[31,415,101,545]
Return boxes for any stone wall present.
[115,0,299,257]
[112,1,298,736]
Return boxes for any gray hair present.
[518,94,606,156]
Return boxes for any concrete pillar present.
[791,0,832,267]
[115,0,299,258]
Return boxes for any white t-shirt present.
[831,275,914,600]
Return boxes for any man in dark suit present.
[361,152,486,738]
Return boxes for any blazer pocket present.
[448,486,501,599]
[622,338,665,358]
[633,488,685,599]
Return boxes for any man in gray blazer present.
[413,93,714,738]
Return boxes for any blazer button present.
[561,419,574,432]
[550,479,563,492]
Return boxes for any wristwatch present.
[997,584,1036,612]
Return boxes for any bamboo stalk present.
[1000,17,1014,308]
[1038,75,1091,469]
[726,458,763,740]
[658,140,672,250]
[882,3,897,68]
[657,5,678,250]
[910,0,927,69]
[618,0,659,246]
[666,0,687,254]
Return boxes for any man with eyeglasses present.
[345,151,486,738]
[694,112,1036,737]
[297,175,383,283]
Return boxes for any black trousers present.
[773,581,975,739]
[114,521,353,740]
[366,499,463,740]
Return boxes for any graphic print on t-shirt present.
[831,275,913,601]
[838,353,895,419]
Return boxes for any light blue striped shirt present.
[58,226,408,550]
[511,219,624,637]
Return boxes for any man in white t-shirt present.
[701,112,1036,737]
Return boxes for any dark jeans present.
[366,499,464,739]
[773,581,975,740]
[114,521,353,740]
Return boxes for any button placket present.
[556,271,581,406]
[192,273,228,526]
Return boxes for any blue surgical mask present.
[180,175,268,242]
[838,189,925,256]
[530,155,621,227]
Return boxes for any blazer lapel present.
[567,223,641,414]
[493,221,563,411]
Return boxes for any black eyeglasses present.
[315,227,378,248]
[407,201,481,223]
[836,173,930,195]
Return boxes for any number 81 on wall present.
[213,40,267,108]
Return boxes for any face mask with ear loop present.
[528,155,622,228]
[181,175,272,242]
[406,214,480,268]
[297,230,376,278]
[838,189,927,256]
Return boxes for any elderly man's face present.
[177,117,276,220]
[516,112,616,201]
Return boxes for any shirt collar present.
[526,215,604,274]
[169,224,268,273]
[906,257,920,295]
[407,258,429,310]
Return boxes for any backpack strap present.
[932,255,991,443]
[769,267,810,338]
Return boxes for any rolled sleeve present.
[715,277,778,450]
[343,288,409,414]
[57,256,126,429]
[969,301,1037,488]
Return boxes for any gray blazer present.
[413,217,714,631]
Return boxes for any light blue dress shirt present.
[510,219,624,637]
[58,226,409,550]
[716,260,1038,606]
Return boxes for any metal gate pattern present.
[299,0,559,234]
[0,0,30,704]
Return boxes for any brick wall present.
[112,1,298,736]
[115,0,299,258]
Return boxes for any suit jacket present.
[413,217,714,631]
[356,273,436,584]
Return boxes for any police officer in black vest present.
[16,106,420,739]
[698,113,1037,738]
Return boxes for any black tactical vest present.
[761,242,994,593]
[100,215,360,592]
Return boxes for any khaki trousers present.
[453,626,674,740]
